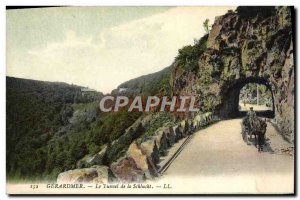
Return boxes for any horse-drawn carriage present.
[241,116,267,152]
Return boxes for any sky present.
[7,6,235,93]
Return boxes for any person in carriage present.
[242,107,267,152]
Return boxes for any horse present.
[251,118,267,152]
[242,117,267,151]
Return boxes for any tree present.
[203,19,210,34]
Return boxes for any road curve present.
[156,119,294,194]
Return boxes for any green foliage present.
[203,19,210,34]
[161,74,172,97]
[202,95,219,112]
[137,113,174,144]
[113,66,173,97]
[175,34,208,73]
[239,83,273,105]
[6,77,140,182]
[104,121,145,165]
[90,110,142,145]
[40,109,141,181]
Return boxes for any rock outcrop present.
[57,166,109,184]
[172,6,294,142]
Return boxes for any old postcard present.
[6,6,295,195]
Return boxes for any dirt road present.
[239,103,272,111]
[156,119,294,194]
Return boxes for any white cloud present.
[7,7,235,93]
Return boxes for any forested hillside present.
[6,77,141,181]
[6,62,171,181]
[112,65,173,97]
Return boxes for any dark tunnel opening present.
[219,77,275,119]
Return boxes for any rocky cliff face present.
[172,6,294,142]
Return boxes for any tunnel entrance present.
[219,77,275,119]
